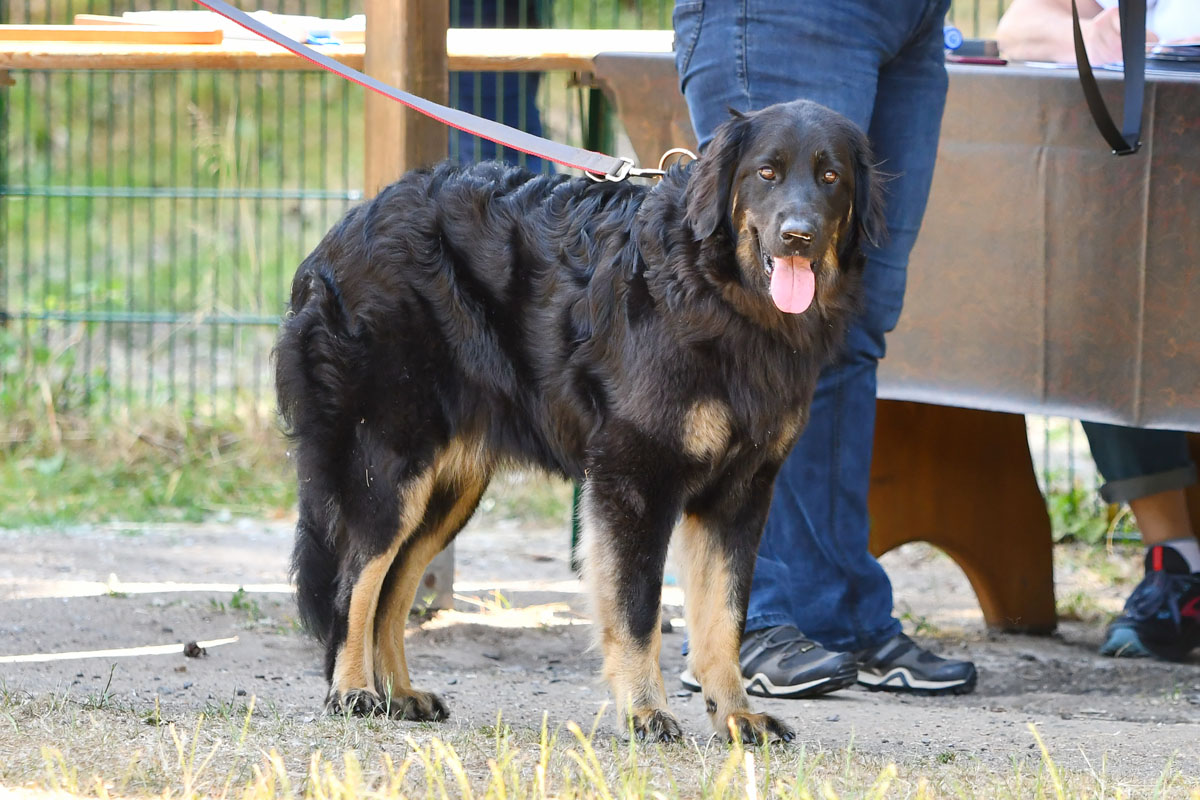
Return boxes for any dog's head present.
[685,100,884,317]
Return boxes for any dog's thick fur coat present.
[274,100,883,742]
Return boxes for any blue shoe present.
[1099,617,1152,658]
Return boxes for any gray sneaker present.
[854,633,977,695]
[680,625,857,699]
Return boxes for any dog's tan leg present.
[373,466,488,721]
[580,485,680,742]
[327,470,435,715]
[678,513,794,744]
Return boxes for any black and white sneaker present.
[854,633,977,695]
[680,625,857,699]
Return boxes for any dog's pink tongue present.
[770,256,815,314]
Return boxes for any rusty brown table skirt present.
[594,55,1200,632]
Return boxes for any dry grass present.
[1,691,1198,800]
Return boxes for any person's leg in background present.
[450,0,546,172]
[674,0,976,698]
[1083,422,1200,660]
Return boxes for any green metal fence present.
[1,1,369,423]
[0,0,642,422]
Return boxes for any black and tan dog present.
[273,99,882,743]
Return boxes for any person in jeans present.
[672,0,978,698]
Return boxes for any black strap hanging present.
[1071,0,1147,155]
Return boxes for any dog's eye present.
[821,170,839,185]
[758,166,777,181]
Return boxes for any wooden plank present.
[0,28,671,73]
[363,0,447,198]
[76,11,368,43]
[0,40,364,71]
[72,15,131,25]
[0,25,223,45]
[450,27,671,61]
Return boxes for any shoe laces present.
[1124,570,1193,629]
[755,626,817,658]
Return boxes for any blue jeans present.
[674,0,951,652]
[450,0,546,172]
[1082,423,1197,505]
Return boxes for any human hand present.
[1080,6,1159,64]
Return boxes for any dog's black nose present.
[780,219,815,247]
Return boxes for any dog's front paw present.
[326,687,385,716]
[380,687,450,722]
[721,711,794,745]
[630,708,683,743]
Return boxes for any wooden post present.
[364,0,454,610]
[363,0,448,197]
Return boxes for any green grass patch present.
[0,402,574,530]
[0,407,295,528]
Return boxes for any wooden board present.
[0,28,671,73]
[0,25,223,45]
[73,12,366,43]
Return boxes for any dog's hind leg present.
[372,450,490,720]
[580,473,681,743]
[326,465,437,717]
[678,472,795,744]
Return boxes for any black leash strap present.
[1071,0,1146,155]
[192,0,633,178]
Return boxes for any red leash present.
[191,0,643,180]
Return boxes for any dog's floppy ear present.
[848,128,887,252]
[685,109,750,240]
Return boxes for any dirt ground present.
[1,516,1198,786]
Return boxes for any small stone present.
[236,689,247,696]
[826,715,839,722]
[182,682,193,690]
[183,642,206,659]
[447,678,458,685]
[482,652,501,660]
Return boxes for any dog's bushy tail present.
[273,259,364,646]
